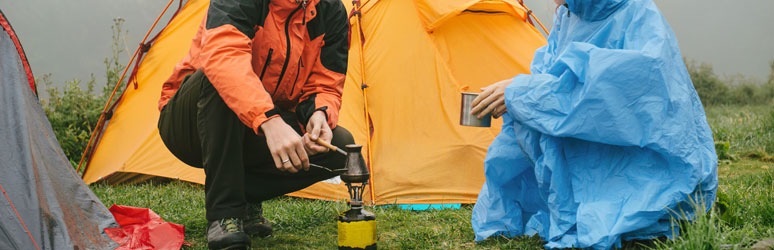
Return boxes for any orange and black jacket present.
[159,0,349,134]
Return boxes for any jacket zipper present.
[289,57,304,97]
[259,48,273,81]
[272,5,303,97]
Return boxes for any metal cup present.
[460,92,491,127]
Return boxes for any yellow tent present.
[82,0,546,205]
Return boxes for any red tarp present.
[105,205,186,250]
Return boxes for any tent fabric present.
[414,0,526,31]
[471,0,718,249]
[0,9,35,94]
[0,10,118,250]
[82,0,546,205]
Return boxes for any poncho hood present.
[565,0,629,21]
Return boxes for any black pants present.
[158,70,354,221]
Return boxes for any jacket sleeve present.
[297,0,349,129]
[200,0,277,134]
[158,56,196,111]
[159,18,205,111]
[504,35,695,150]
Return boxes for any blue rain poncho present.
[471,0,718,249]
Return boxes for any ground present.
[91,105,774,249]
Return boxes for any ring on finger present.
[282,158,290,164]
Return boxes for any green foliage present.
[39,74,105,167]
[40,18,127,170]
[766,60,774,99]
[651,199,726,250]
[720,166,774,228]
[706,105,774,156]
[688,59,774,106]
[689,60,730,106]
[713,161,774,249]
[654,161,774,250]
[765,110,774,159]
[714,141,732,161]
[714,191,741,226]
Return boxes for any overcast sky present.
[523,0,774,82]
[1,0,176,87]
[2,0,773,87]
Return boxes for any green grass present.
[706,105,774,158]
[92,182,487,249]
[650,159,774,250]
[91,105,774,249]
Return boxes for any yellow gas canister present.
[337,201,376,250]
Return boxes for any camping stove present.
[337,144,376,250]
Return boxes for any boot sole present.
[208,236,250,250]
[209,243,247,250]
[247,229,272,238]
[245,224,273,238]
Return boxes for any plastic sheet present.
[471,0,718,249]
[105,205,186,250]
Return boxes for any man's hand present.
[471,79,512,119]
[261,117,309,173]
[303,111,333,155]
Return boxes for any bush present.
[688,59,774,106]
[765,110,774,156]
[40,18,127,169]
[688,61,729,106]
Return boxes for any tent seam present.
[0,184,41,250]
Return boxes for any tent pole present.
[351,0,377,205]
[76,0,177,176]
[516,0,549,36]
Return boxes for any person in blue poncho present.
[468,0,718,249]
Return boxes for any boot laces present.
[221,218,242,233]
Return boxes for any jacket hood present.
[271,0,320,18]
[564,0,628,21]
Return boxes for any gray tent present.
[0,9,118,250]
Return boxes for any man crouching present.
[156,0,356,249]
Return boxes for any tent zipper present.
[272,5,303,97]
[259,48,273,81]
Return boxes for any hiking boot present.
[207,218,250,250]
[245,203,273,237]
